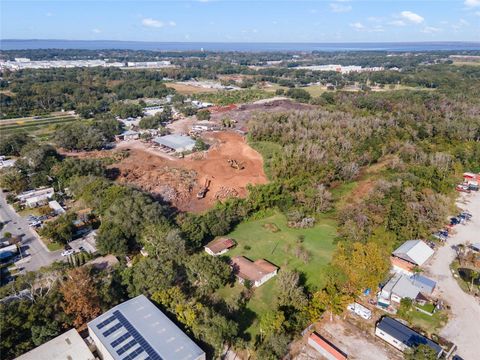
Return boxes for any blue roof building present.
[88,295,205,360]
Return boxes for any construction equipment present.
[227,159,245,170]
[197,178,210,199]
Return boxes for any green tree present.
[405,344,438,360]
[186,253,231,294]
[310,284,351,322]
[196,109,211,120]
[0,132,29,155]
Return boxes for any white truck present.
[347,302,372,320]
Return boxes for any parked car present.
[468,184,479,191]
[456,184,471,193]
[61,249,75,257]
[450,217,461,226]
[64,244,72,251]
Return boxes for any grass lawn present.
[408,309,448,336]
[217,211,337,339]
[304,85,327,97]
[43,238,63,252]
[248,140,282,180]
[226,212,336,289]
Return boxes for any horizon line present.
[2,39,480,45]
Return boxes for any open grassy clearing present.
[1,115,79,136]
[165,82,219,95]
[217,211,337,338]
[226,212,337,288]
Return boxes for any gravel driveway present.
[424,191,480,360]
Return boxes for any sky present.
[1,0,479,43]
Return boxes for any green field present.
[0,114,79,136]
[217,211,337,338]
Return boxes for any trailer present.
[347,302,372,320]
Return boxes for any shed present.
[308,332,347,360]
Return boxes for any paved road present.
[0,192,62,272]
[424,192,480,360]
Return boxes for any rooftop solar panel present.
[111,333,132,348]
[103,322,123,337]
[97,315,116,329]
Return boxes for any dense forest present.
[0,52,479,359]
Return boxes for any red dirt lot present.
[112,132,268,213]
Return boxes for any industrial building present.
[308,332,348,360]
[153,134,196,153]
[88,295,205,360]
[14,329,95,360]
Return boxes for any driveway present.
[424,191,480,360]
[0,192,62,272]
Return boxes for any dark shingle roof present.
[377,317,442,355]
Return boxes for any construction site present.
[110,131,267,213]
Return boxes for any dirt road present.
[424,191,480,360]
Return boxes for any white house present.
[375,317,442,356]
[231,256,278,287]
[204,237,235,256]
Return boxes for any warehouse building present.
[153,134,196,153]
[88,295,205,360]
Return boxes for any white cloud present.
[464,0,480,7]
[141,18,176,28]
[400,11,424,24]
[330,3,352,13]
[45,12,53,17]
[389,20,406,27]
[422,26,441,33]
[92,28,101,34]
[350,22,365,30]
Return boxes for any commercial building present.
[391,240,434,275]
[375,316,443,356]
[153,135,196,153]
[88,295,205,360]
[17,187,54,208]
[308,332,348,360]
[205,237,235,256]
[14,328,95,360]
[231,256,278,287]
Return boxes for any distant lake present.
[1,40,480,52]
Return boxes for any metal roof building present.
[392,240,434,266]
[153,135,196,153]
[375,316,443,356]
[15,329,95,360]
[88,295,205,360]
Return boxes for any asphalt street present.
[0,192,62,272]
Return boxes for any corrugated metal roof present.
[377,317,442,355]
[88,295,204,360]
[392,240,434,266]
[153,135,196,151]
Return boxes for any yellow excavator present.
[227,159,245,170]
[197,178,211,199]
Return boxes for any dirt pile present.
[110,132,268,212]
